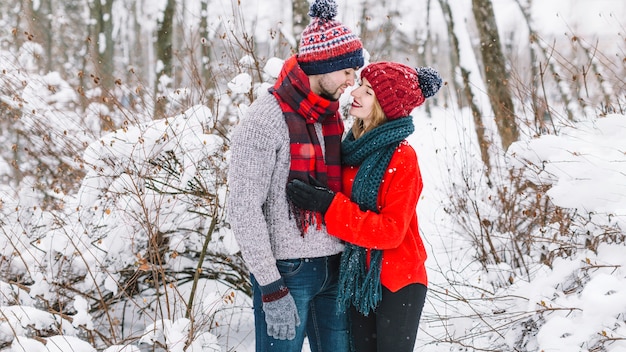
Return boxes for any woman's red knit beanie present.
[360,62,442,120]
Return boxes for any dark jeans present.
[252,254,349,352]
[349,283,427,352]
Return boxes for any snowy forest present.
[0,0,625,351]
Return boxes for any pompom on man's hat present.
[360,62,442,120]
[297,0,364,75]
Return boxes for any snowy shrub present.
[0,41,252,350]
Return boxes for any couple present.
[226,0,442,351]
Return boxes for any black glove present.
[286,176,335,214]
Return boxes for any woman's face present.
[349,77,376,127]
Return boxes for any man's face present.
[310,68,357,101]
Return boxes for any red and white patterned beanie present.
[297,0,364,75]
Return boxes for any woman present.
[287,62,442,352]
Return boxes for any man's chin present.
[320,92,340,101]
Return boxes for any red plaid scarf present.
[270,55,344,234]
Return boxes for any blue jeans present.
[251,254,349,352]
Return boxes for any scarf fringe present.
[289,203,323,236]
[337,244,383,316]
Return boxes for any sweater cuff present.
[260,278,290,302]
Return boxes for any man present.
[226,0,364,350]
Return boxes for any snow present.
[10,335,97,352]
[1,0,625,351]
[509,116,626,212]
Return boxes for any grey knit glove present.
[260,278,301,340]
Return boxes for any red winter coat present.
[324,140,428,292]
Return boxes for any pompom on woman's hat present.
[297,0,364,75]
[360,62,443,120]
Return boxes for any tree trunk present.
[24,0,53,73]
[471,0,519,151]
[199,0,216,108]
[154,0,175,119]
[417,0,434,116]
[292,0,309,47]
[437,0,464,109]
[88,0,115,130]
[438,0,491,174]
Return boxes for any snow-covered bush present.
[0,42,252,350]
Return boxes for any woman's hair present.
[351,98,387,139]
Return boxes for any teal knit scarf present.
[337,117,415,315]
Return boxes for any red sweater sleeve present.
[325,142,423,250]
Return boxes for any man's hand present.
[260,279,301,340]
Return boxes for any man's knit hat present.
[361,62,442,120]
[297,0,364,75]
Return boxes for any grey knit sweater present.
[226,93,345,286]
